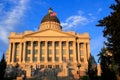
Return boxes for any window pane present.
[48,65,52,68]
[40,65,44,68]
[40,57,44,61]
[62,57,66,62]
[62,42,66,46]
[69,49,73,54]
[55,49,59,54]
[34,41,38,46]
[48,41,52,46]
[55,42,59,47]
[33,57,37,61]
[80,43,83,48]
[26,41,31,46]
[41,42,45,47]
[41,49,45,54]
[80,50,84,55]
[48,49,52,54]
[55,57,59,61]
[26,57,30,61]
[34,49,38,54]
[69,57,73,61]
[55,65,59,68]
[62,49,66,55]
[48,57,52,62]
[26,50,31,54]
[69,42,73,47]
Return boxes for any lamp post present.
[77,63,81,80]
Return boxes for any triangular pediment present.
[24,29,75,37]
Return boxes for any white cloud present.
[61,11,94,30]
[0,0,29,44]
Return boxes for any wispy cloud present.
[61,10,94,30]
[0,0,29,44]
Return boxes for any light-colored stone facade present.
[6,8,91,77]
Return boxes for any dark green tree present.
[98,47,116,80]
[97,0,120,78]
[88,55,97,80]
[0,53,7,79]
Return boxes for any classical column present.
[84,43,87,63]
[66,41,69,61]
[23,42,26,63]
[77,42,80,62]
[52,41,55,63]
[87,43,90,60]
[30,41,33,63]
[45,41,48,63]
[19,42,22,63]
[12,42,15,63]
[59,41,62,63]
[8,42,12,63]
[73,41,77,63]
[38,41,40,63]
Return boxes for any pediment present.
[24,29,75,37]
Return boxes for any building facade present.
[6,8,91,77]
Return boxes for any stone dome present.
[39,8,62,31]
[41,8,60,24]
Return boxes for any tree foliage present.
[97,0,120,63]
[88,55,97,80]
[0,53,7,79]
[97,0,120,77]
[98,47,116,80]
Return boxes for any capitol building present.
[6,8,91,78]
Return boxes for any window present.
[40,57,44,61]
[48,49,52,54]
[34,41,38,46]
[69,57,73,61]
[80,43,83,48]
[62,57,66,62]
[55,42,59,47]
[48,57,52,62]
[55,49,59,54]
[26,50,31,54]
[16,43,19,48]
[55,65,59,68]
[41,49,45,54]
[62,42,66,47]
[33,49,38,54]
[15,51,19,56]
[69,49,73,54]
[55,57,59,61]
[41,42,45,47]
[40,65,44,68]
[48,41,52,46]
[26,57,30,61]
[62,49,66,55]
[69,41,73,47]
[26,41,31,46]
[48,65,52,68]
[80,50,84,55]
[33,57,37,62]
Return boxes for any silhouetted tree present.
[0,53,7,79]
[88,55,97,80]
[98,47,116,80]
[97,0,120,78]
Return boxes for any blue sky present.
[0,0,115,62]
